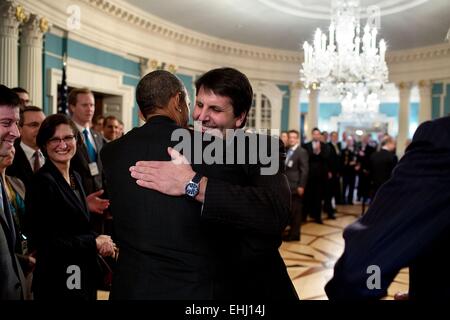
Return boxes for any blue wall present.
[43,33,141,126]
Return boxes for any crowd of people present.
[1,66,449,301]
[280,127,398,241]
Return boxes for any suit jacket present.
[369,149,398,196]
[101,116,296,299]
[327,142,342,175]
[0,178,26,300]
[325,116,450,300]
[285,145,309,193]
[26,161,98,300]
[198,132,296,300]
[303,141,330,180]
[6,140,34,190]
[70,128,104,196]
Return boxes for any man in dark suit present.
[68,88,109,233]
[283,130,309,241]
[324,131,342,215]
[356,134,376,203]
[0,85,26,300]
[369,135,398,198]
[325,116,450,300]
[101,70,216,299]
[115,68,297,299]
[7,106,46,190]
[303,128,331,224]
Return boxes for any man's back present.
[101,116,214,299]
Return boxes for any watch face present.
[186,182,199,197]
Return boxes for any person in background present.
[280,131,288,149]
[27,114,116,300]
[11,87,30,108]
[283,130,308,241]
[369,135,398,198]
[6,106,46,190]
[92,115,104,135]
[117,119,124,137]
[102,116,121,143]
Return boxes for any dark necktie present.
[83,128,97,162]
[33,150,41,172]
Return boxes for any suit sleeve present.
[297,148,309,189]
[325,119,450,300]
[26,176,97,254]
[201,137,290,235]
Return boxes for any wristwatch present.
[185,172,203,198]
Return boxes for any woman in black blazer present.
[26,114,115,300]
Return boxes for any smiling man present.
[0,84,26,300]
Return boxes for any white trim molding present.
[47,57,135,132]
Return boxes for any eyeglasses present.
[47,135,76,146]
[22,122,41,128]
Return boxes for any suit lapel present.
[0,179,16,252]
[46,161,90,221]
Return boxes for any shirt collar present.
[20,141,40,162]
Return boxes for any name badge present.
[287,160,293,168]
[89,162,100,176]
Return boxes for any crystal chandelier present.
[300,0,388,99]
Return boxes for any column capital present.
[418,79,433,91]
[0,0,26,36]
[21,14,49,46]
[289,81,302,91]
[395,81,413,91]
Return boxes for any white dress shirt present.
[20,141,45,170]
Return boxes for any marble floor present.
[97,204,409,300]
[281,204,409,300]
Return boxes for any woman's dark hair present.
[195,67,253,128]
[37,114,78,158]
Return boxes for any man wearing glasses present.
[7,106,46,190]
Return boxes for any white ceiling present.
[123,0,450,51]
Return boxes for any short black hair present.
[311,127,320,133]
[195,67,253,128]
[19,106,44,127]
[0,85,21,108]
[136,70,185,119]
[11,87,29,95]
[37,114,78,158]
[288,129,299,137]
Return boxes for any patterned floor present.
[98,204,409,300]
[281,204,409,300]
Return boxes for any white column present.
[0,0,25,87]
[288,81,301,131]
[418,80,432,124]
[305,88,319,141]
[396,82,412,157]
[19,14,49,107]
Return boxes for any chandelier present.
[300,0,389,99]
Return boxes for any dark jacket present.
[26,161,98,300]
